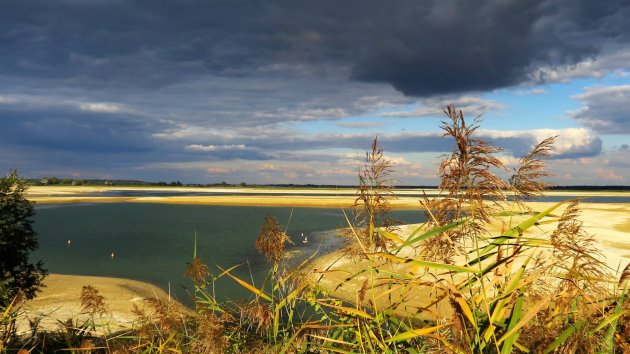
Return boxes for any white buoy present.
[110,252,115,259]
[67,239,71,247]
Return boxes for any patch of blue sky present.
[481,80,598,131]
[600,134,630,150]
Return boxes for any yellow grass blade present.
[217,265,272,302]
[497,297,549,345]
[378,229,405,244]
[1,296,18,321]
[308,334,358,347]
[384,323,451,343]
[455,297,477,330]
[315,301,374,320]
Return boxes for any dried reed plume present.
[510,135,557,198]
[549,200,607,296]
[186,256,210,286]
[256,215,292,263]
[240,299,273,334]
[80,285,107,316]
[190,313,227,354]
[424,105,508,261]
[354,136,397,252]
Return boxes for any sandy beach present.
[16,274,189,335]
[20,186,630,327]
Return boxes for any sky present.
[1,0,629,185]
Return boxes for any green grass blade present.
[501,291,525,354]
[371,252,479,274]
[395,219,468,252]
[479,201,566,256]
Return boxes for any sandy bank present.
[16,274,189,335]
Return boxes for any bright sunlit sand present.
[17,274,188,335]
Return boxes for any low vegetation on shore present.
[2,105,628,353]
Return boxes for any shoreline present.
[26,185,630,209]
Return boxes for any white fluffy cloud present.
[79,103,124,113]
[185,144,247,152]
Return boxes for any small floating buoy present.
[67,239,71,247]
[110,252,115,259]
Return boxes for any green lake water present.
[32,203,426,305]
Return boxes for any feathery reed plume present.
[256,215,292,263]
[424,105,508,262]
[186,256,210,286]
[354,136,397,253]
[549,200,607,296]
[190,313,227,354]
[80,285,107,317]
[510,135,557,198]
[240,299,273,334]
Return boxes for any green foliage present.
[0,170,47,307]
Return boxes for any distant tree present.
[0,170,47,306]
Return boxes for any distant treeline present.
[26,177,630,191]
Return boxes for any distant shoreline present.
[26,185,630,208]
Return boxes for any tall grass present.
[1,105,628,353]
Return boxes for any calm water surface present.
[32,203,426,305]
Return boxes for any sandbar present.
[26,185,630,209]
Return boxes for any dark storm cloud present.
[0,106,160,153]
[0,0,625,181]
[570,85,630,134]
[2,0,629,96]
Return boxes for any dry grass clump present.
[256,215,292,262]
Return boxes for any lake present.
[32,203,427,305]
